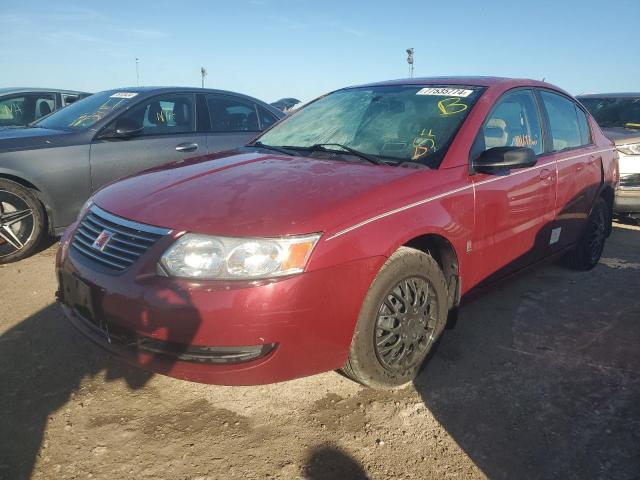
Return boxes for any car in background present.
[271,97,301,113]
[57,77,617,388]
[578,93,640,219]
[0,87,283,263]
[0,88,90,127]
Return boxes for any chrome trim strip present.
[326,148,614,241]
[89,205,172,236]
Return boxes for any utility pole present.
[406,48,414,78]
[200,67,207,88]
[135,57,140,86]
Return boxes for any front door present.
[89,93,208,191]
[469,89,556,287]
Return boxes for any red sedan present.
[56,77,618,388]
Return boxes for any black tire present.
[0,179,46,264]
[565,197,609,271]
[341,247,449,389]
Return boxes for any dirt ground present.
[1,222,639,480]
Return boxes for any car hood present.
[601,127,640,145]
[0,126,75,152]
[93,151,419,237]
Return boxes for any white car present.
[579,93,640,220]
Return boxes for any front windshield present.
[35,91,139,130]
[257,85,485,166]
[580,96,640,129]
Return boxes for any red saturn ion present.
[57,77,618,388]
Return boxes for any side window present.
[575,106,592,146]
[257,105,278,130]
[33,94,56,120]
[0,96,26,126]
[116,94,195,136]
[472,89,544,158]
[206,95,260,132]
[540,91,581,151]
[62,94,80,106]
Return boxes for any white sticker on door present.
[550,228,562,245]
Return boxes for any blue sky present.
[1,0,638,103]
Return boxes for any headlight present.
[617,143,640,155]
[159,233,321,279]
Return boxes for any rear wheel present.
[565,197,609,271]
[341,247,449,389]
[0,179,45,264]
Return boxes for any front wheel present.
[565,197,609,271]
[341,247,449,389]
[0,179,46,264]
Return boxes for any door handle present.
[539,168,554,181]
[175,143,198,152]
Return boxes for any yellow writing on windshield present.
[412,128,436,160]
[438,97,467,116]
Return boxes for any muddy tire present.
[565,197,609,271]
[0,179,46,264]
[341,247,449,389]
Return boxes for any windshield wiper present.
[285,143,385,165]
[251,141,300,157]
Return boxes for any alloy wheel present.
[374,277,439,372]
[0,190,35,259]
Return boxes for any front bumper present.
[56,224,384,385]
[615,172,640,214]
[614,188,640,214]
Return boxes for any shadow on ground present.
[303,444,368,479]
[0,304,152,479]
[415,226,640,479]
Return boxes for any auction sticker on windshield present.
[110,92,138,99]
[417,87,474,97]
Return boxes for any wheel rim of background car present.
[374,276,439,372]
[0,191,35,258]
[587,207,607,264]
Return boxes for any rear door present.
[470,89,557,284]
[89,92,208,191]
[538,90,602,251]
[204,94,266,153]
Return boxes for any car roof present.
[0,87,90,96]
[344,76,568,93]
[98,86,282,114]
[102,86,264,98]
[577,92,640,98]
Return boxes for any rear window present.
[580,96,640,130]
[540,91,581,151]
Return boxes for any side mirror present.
[101,117,143,139]
[473,147,537,174]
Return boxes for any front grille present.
[72,205,171,272]
[620,173,640,189]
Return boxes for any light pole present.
[406,48,414,78]
[135,58,140,86]
[200,67,207,88]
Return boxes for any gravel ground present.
[1,222,639,480]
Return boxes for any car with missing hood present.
[0,87,283,263]
[578,93,640,219]
[57,77,617,388]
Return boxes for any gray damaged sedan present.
[0,87,283,263]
